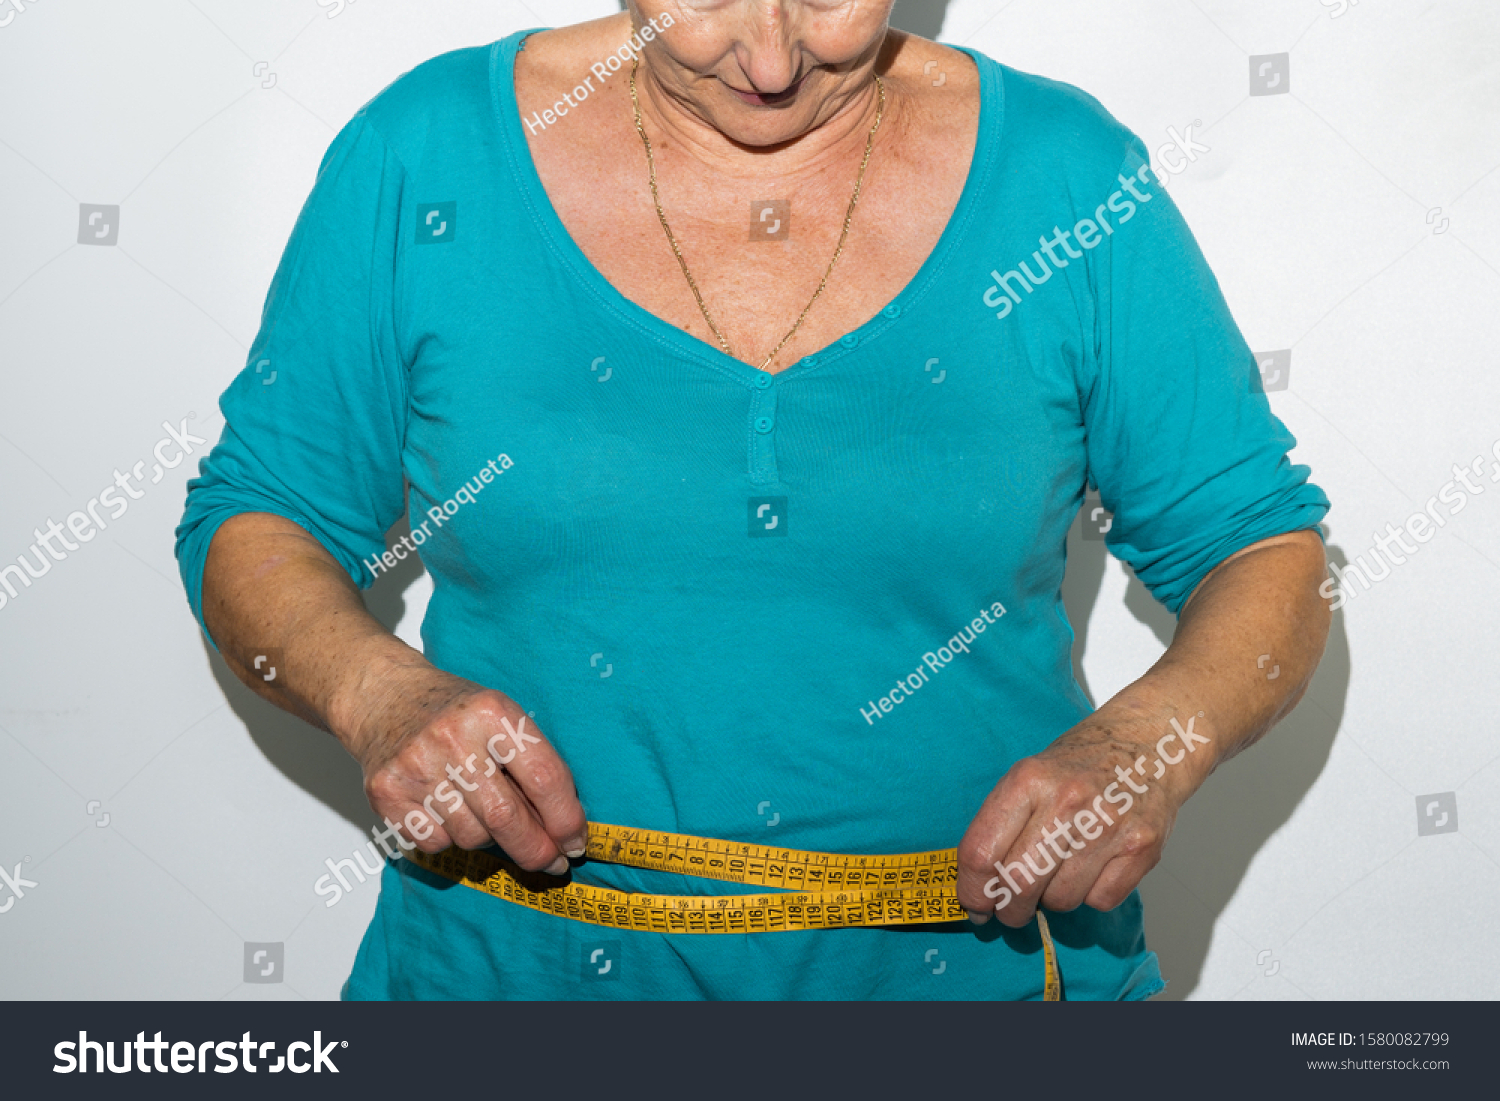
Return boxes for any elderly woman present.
[177,2,1330,1000]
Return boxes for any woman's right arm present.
[203,511,588,874]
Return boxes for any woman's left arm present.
[955,528,1331,926]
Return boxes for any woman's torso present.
[389,22,1105,894]
[324,24,1165,998]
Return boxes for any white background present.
[1,0,1496,1000]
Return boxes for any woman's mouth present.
[726,72,809,106]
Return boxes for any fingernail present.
[563,838,587,858]
[545,855,569,876]
[967,910,990,925]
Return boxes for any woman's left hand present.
[954,530,1328,926]
[953,705,1215,926]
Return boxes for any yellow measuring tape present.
[404,822,1062,999]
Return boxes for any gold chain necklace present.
[629,52,886,372]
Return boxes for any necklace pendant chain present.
[629,51,886,372]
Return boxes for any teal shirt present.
[176,29,1328,1000]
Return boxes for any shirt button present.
[754,416,774,434]
[800,355,818,367]
[883,304,901,319]
[753,371,773,389]
[841,334,859,348]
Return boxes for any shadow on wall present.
[1062,519,1351,1000]
[203,514,427,841]
[615,0,955,40]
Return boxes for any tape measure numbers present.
[403,821,1063,999]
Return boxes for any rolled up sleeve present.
[174,112,409,647]
[1079,144,1329,615]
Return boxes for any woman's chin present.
[704,103,823,148]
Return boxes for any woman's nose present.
[734,5,800,93]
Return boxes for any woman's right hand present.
[340,657,589,874]
[202,513,587,874]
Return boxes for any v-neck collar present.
[491,29,1002,387]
